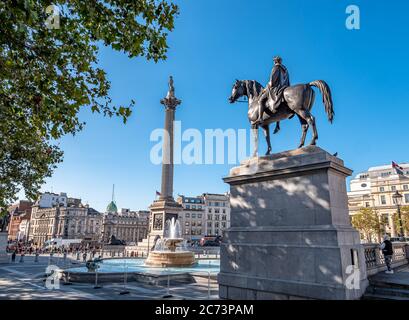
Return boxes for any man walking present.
[381,235,394,274]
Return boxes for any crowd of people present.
[6,240,105,263]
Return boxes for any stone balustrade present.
[364,242,409,276]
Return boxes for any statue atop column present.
[161,76,181,109]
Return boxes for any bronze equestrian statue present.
[228,57,333,157]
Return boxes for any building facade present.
[29,192,102,246]
[101,206,150,245]
[348,163,409,240]
[7,200,33,241]
[177,193,230,241]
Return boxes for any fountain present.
[145,218,196,267]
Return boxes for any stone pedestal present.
[218,146,368,300]
[136,199,183,252]
[0,232,9,264]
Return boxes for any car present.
[202,240,220,247]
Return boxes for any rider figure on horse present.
[257,56,290,124]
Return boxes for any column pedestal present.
[0,232,9,264]
[218,146,368,300]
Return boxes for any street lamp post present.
[392,191,404,239]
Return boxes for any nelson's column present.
[137,76,183,252]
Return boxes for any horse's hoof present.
[298,144,304,149]
[265,149,271,156]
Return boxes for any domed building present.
[106,200,118,214]
[100,185,149,244]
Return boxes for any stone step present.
[367,286,409,298]
[369,279,409,290]
[363,293,409,301]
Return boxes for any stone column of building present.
[389,214,397,237]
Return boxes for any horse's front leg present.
[251,125,258,158]
[261,124,272,155]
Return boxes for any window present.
[207,222,212,228]
[222,222,226,228]
[197,221,202,227]
[215,209,220,214]
[404,185,408,191]
[192,213,196,218]
[192,205,196,209]
[365,202,370,208]
[222,209,226,214]
[197,214,202,218]
[361,183,367,188]
[222,215,227,221]
[381,172,391,177]
[405,194,409,204]
[215,202,220,206]
[207,214,212,220]
[391,186,396,191]
[186,205,190,209]
[191,221,196,227]
[198,206,202,210]
[185,222,190,227]
[215,215,220,220]
[208,209,212,213]
[380,195,386,205]
[215,222,219,228]
[208,202,212,206]
[380,187,385,192]
[185,213,190,218]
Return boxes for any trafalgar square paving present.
[0,254,219,300]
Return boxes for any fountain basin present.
[145,251,196,268]
[62,258,219,284]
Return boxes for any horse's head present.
[229,79,246,103]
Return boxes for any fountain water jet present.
[145,218,196,267]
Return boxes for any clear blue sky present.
[22,0,409,212]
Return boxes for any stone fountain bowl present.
[145,251,196,268]
[145,238,196,268]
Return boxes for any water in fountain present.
[164,218,182,239]
[146,217,196,267]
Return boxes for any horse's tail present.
[309,80,334,123]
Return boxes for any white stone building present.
[177,193,230,242]
[29,192,102,246]
[348,163,409,239]
[100,202,150,245]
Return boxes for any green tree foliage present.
[351,208,382,242]
[0,0,179,208]
[393,206,409,236]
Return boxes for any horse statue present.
[228,78,334,156]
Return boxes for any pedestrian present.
[82,252,87,262]
[381,235,394,274]
[11,250,16,263]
